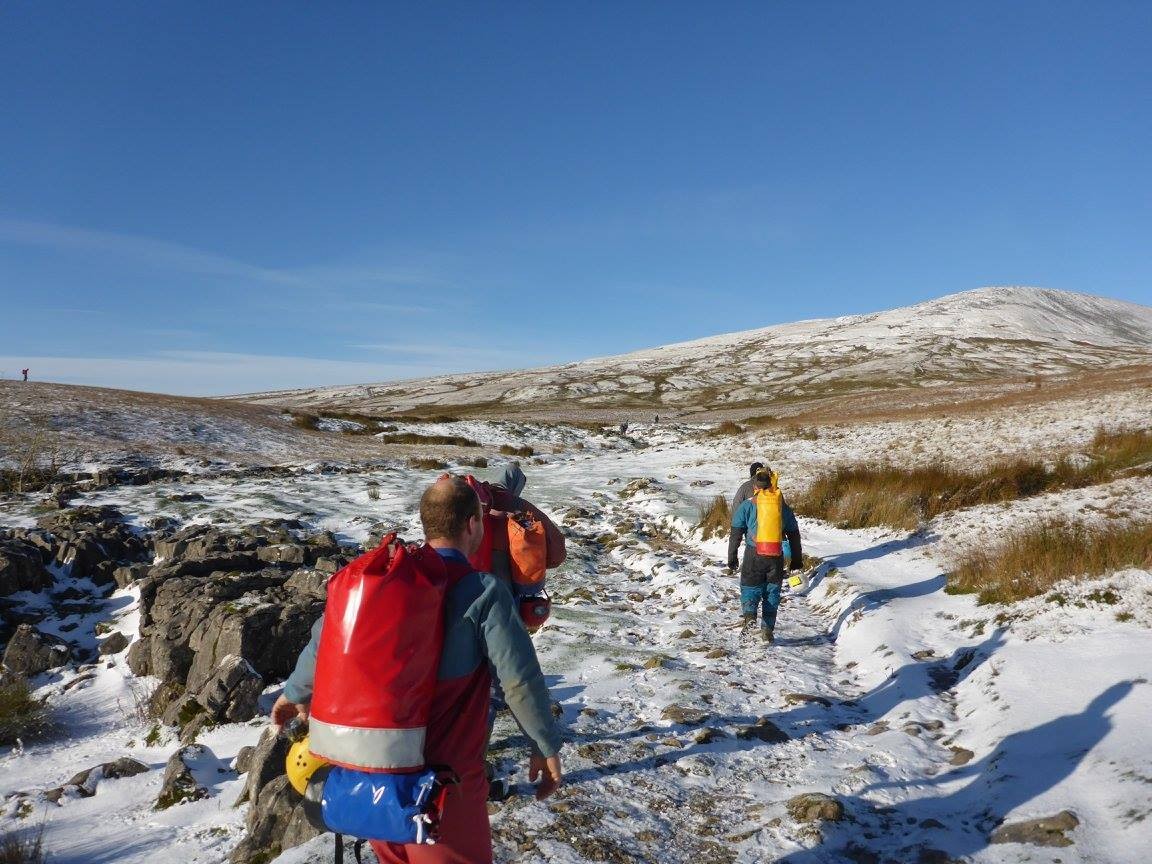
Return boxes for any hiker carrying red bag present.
[271,475,563,864]
[465,462,566,632]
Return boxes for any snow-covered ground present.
[2,417,1150,863]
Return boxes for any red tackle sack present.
[308,535,455,773]
[463,475,503,574]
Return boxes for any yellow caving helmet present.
[286,736,328,795]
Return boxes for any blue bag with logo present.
[321,766,443,844]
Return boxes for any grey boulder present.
[2,624,71,675]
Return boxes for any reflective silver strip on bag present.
[308,719,426,770]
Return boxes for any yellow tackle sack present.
[752,473,783,556]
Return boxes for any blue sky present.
[1,2,1149,395]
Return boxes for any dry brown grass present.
[499,444,534,457]
[740,364,1152,428]
[288,412,320,430]
[798,477,923,531]
[696,494,731,540]
[1088,427,1152,475]
[0,675,51,745]
[797,427,1152,530]
[378,432,481,448]
[744,419,820,439]
[0,430,60,495]
[948,519,1152,604]
[341,425,384,436]
[408,457,449,470]
[708,420,744,436]
[784,423,821,440]
[391,413,463,424]
[0,826,46,864]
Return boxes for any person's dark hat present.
[753,469,773,488]
[748,461,764,478]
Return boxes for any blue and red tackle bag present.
[308,534,461,844]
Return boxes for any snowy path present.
[483,460,986,864]
[482,448,1151,863]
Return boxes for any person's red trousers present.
[369,768,491,864]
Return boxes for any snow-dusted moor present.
[1,288,1151,864]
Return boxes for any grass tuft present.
[947,519,1152,604]
[0,675,51,746]
[499,444,534,457]
[378,433,481,448]
[696,495,731,541]
[0,825,46,864]
[709,421,744,436]
[288,412,320,431]
[0,430,60,495]
[408,457,448,470]
[796,427,1152,530]
[784,423,820,441]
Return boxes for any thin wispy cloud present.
[296,268,451,290]
[139,328,211,340]
[349,342,529,360]
[0,218,445,292]
[0,218,302,285]
[331,300,437,315]
[33,307,106,316]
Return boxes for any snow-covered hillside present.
[236,287,1152,417]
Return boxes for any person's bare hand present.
[271,694,307,728]
[528,753,562,800]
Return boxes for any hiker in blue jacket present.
[727,468,803,643]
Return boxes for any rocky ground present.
[1,409,1150,863]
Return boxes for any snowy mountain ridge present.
[241,286,1152,416]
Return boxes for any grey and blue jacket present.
[728,498,802,571]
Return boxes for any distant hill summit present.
[238,287,1152,418]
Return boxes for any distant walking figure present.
[21,368,28,382]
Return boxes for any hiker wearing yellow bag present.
[727,468,803,643]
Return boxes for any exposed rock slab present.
[786,792,845,823]
[2,624,71,675]
[990,810,1079,847]
[44,757,149,803]
[155,746,209,810]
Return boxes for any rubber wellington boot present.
[486,761,510,801]
[740,614,756,631]
[760,627,774,644]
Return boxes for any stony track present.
[487,465,978,864]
